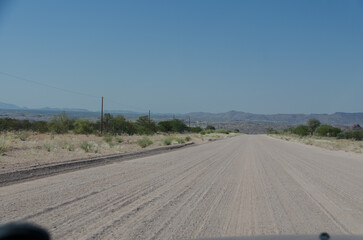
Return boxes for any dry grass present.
[270,134,363,154]
[0,131,237,173]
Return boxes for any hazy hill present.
[1,102,363,132]
[0,102,25,110]
[183,111,363,126]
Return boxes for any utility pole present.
[189,116,191,128]
[100,96,104,135]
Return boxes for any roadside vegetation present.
[267,119,363,153]
[0,113,239,136]
[0,112,237,172]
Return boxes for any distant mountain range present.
[183,111,363,126]
[1,102,362,126]
[0,102,25,110]
[0,101,89,112]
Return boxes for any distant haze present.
[0,1,362,114]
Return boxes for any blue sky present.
[0,0,362,114]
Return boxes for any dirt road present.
[1,135,363,239]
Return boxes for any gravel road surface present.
[1,135,363,239]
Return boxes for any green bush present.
[293,125,309,136]
[103,134,114,146]
[163,138,172,145]
[48,112,71,134]
[206,125,216,131]
[307,119,321,135]
[337,130,363,140]
[190,126,202,133]
[115,136,124,143]
[176,138,185,144]
[137,137,153,148]
[315,125,341,137]
[185,136,192,141]
[215,129,231,134]
[201,129,213,135]
[31,121,49,133]
[106,115,137,135]
[135,116,157,135]
[59,140,74,151]
[73,119,94,134]
[158,119,188,133]
[0,118,31,131]
[80,141,98,153]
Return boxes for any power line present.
[0,70,149,113]
[0,71,100,99]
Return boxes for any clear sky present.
[0,0,362,114]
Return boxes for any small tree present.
[31,121,49,133]
[158,119,188,133]
[48,112,71,134]
[103,113,113,132]
[190,126,202,133]
[107,115,137,135]
[73,119,94,134]
[136,115,157,134]
[205,125,216,131]
[315,125,341,137]
[293,125,309,136]
[307,119,321,135]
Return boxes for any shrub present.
[176,138,185,144]
[0,137,8,155]
[201,129,213,135]
[135,116,157,134]
[137,137,153,148]
[43,142,54,152]
[48,112,71,134]
[103,135,113,145]
[31,121,49,133]
[315,125,341,137]
[205,125,216,131]
[185,136,192,141]
[59,140,74,151]
[190,126,202,133]
[17,131,31,141]
[307,119,321,135]
[80,141,98,153]
[293,125,309,136]
[115,136,124,143]
[163,138,172,145]
[215,129,231,134]
[73,119,94,134]
[158,119,188,133]
[337,130,363,140]
[107,115,137,135]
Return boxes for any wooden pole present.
[100,96,104,135]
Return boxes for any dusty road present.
[1,135,363,239]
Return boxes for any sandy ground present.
[1,135,363,239]
[0,132,233,173]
